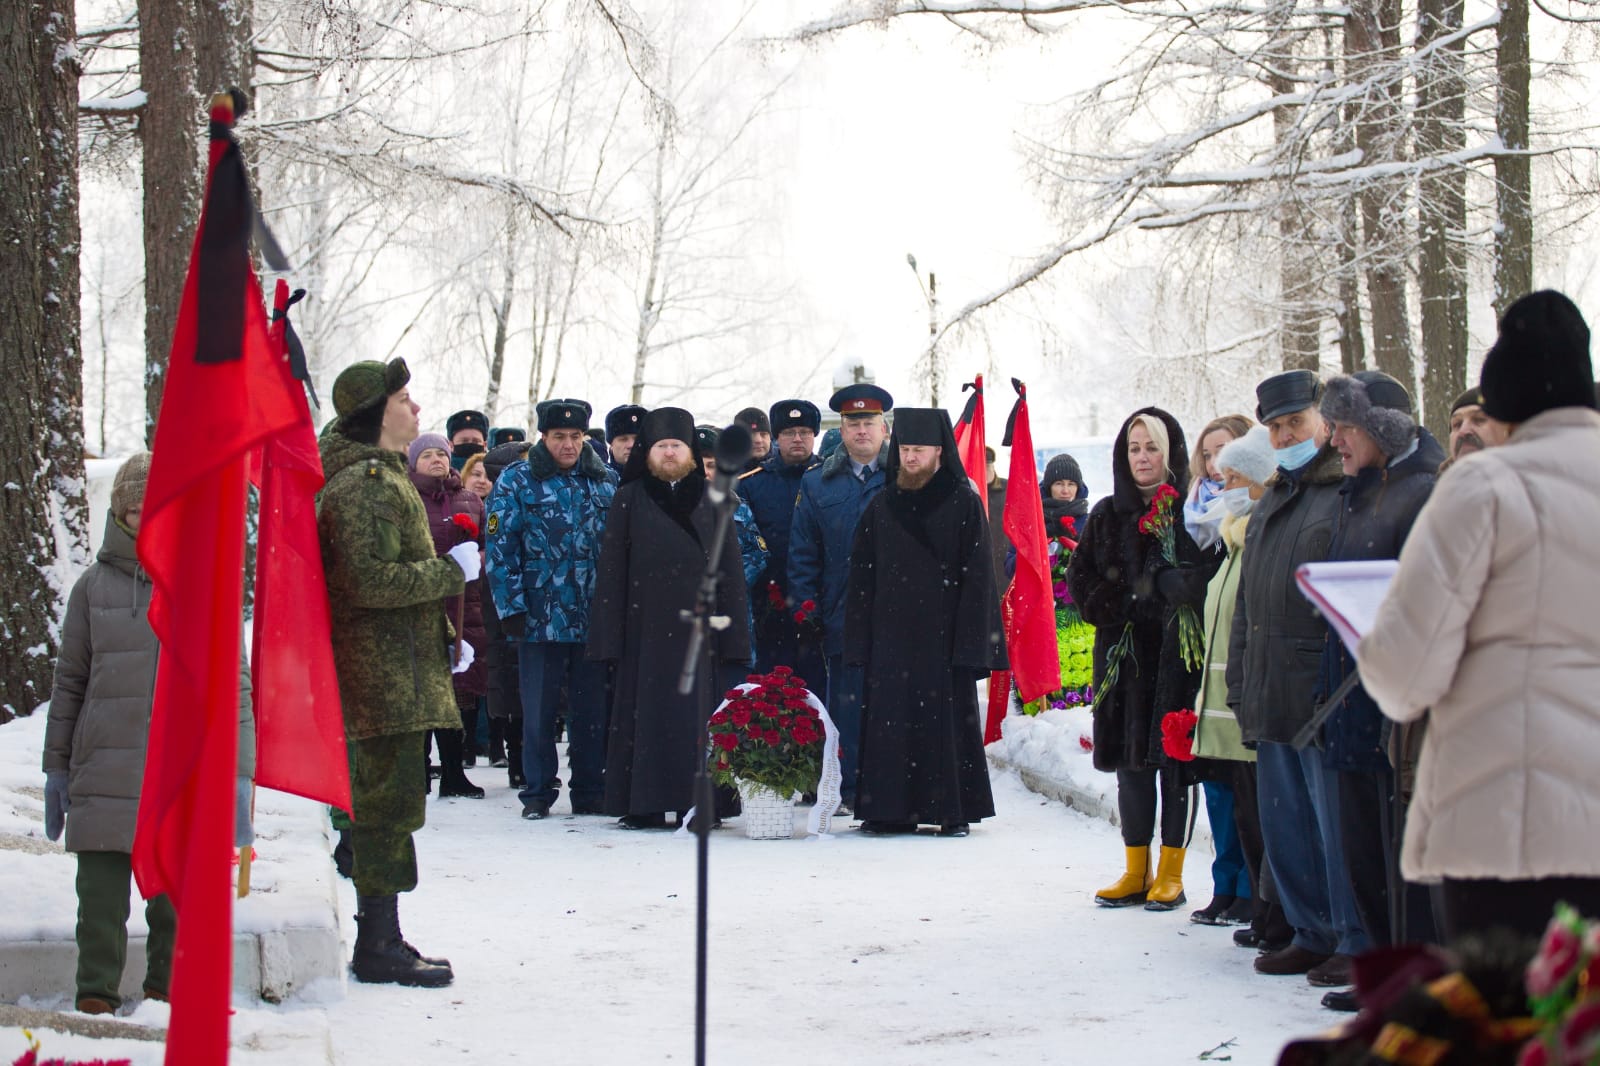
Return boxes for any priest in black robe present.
[844,407,1007,837]
[587,407,751,829]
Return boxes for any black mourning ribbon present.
[270,288,321,411]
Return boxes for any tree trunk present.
[195,0,253,99]
[1494,0,1532,315]
[1270,60,1322,374]
[1346,0,1415,387]
[1416,0,1470,437]
[484,213,519,421]
[0,0,84,721]
[1335,194,1368,375]
[632,137,668,406]
[139,0,203,445]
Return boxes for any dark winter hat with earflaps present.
[1318,371,1418,457]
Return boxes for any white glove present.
[446,542,481,582]
[452,641,476,675]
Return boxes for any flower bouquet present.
[1520,904,1600,1065]
[1022,529,1096,715]
[707,666,826,839]
[1137,483,1205,671]
[1160,709,1198,762]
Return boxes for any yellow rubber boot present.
[1144,846,1188,911]
[1094,846,1151,907]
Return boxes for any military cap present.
[694,424,721,454]
[605,404,647,443]
[829,383,893,417]
[332,357,409,418]
[734,406,771,434]
[446,409,489,441]
[1255,369,1322,423]
[489,426,527,447]
[536,398,592,432]
[1450,387,1484,415]
[769,399,821,435]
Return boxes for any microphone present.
[707,423,752,505]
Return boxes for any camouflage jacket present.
[485,440,618,643]
[733,497,768,589]
[317,429,466,740]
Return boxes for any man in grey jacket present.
[43,453,256,1015]
[1225,371,1363,989]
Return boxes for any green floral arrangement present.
[1021,533,1096,716]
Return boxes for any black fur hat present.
[1479,290,1595,423]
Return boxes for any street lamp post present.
[906,253,940,407]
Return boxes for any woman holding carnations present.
[1066,408,1219,909]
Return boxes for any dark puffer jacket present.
[1316,429,1445,771]
[409,467,487,699]
[43,516,256,853]
[1225,442,1346,744]
[1065,408,1217,773]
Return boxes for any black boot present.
[351,896,453,987]
[332,829,353,880]
[506,717,525,788]
[433,730,485,799]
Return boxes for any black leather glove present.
[500,613,526,640]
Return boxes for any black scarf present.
[1042,496,1089,539]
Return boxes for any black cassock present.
[844,465,1007,825]
[587,474,750,817]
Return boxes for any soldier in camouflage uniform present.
[486,398,618,821]
[318,357,480,988]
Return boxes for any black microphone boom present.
[707,422,752,504]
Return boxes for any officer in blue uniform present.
[788,384,893,811]
[447,409,490,470]
[604,405,647,479]
[740,399,825,685]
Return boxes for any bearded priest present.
[844,407,1007,838]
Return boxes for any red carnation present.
[1078,734,1094,752]
[792,726,817,746]
[713,733,738,752]
[1155,483,1179,503]
[746,674,763,683]
[764,729,781,746]
[1160,710,1198,762]
[710,710,729,726]
[450,512,480,540]
[772,665,793,676]
[766,581,784,607]
[801,600,816,612]
[793,610,808,624]
[730,706,752,728]
[778,716,792,730]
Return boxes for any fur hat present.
[768,399,821,435]
[407,433,451,471]
[1479,289,1595,423]
[111,452,153,523]
[445,409,489,441]
[604,404,646,443]
[536,398,592,433]
[1216,426,1276,486]
[1319,371,1417,456]
[734,406,771,434]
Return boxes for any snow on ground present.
[3,701,1334,1065]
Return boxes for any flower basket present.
[737,780,797,839]
[707,666,841,836]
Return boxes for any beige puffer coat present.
[1360,407,1600,881]
[42,516,256,854]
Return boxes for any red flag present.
[952,375,988,515]
[985,379,1059,743]
[251,280,350,812]
[133,94,303,1066]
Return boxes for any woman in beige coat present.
[1360,290,1600,943]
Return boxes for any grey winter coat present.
[1225,443,1345,745]
[43,516,256,853]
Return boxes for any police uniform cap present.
[446,409,489,440]
[536,398,592,432]
[734,407,771,434]
[332,358,409,418]
[829,383,893,417]
[769,399,821,434]
[489,426,527,447]
[605,404,647,443]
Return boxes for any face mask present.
[1274,436,1320,471]
[1221,487,1256,516]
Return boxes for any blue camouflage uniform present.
[788,443,889,802]
[486,439,617,814]
[739,452,823,682]
[732,496,768,665]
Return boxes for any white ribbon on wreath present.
[678,682,844,839]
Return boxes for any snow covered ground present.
[2,706,1335,1065]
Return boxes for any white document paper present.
[1295,560,1400,656]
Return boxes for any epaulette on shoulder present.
[738,467,762,481]
[365,458,381,478]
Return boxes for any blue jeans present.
[1255,741,1370,956]
[517,642,608,810]
[1201,781,1252,899]
[825,654,864,804]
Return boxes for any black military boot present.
[351,895,453,987]
[433,730,484,799]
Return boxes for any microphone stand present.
[677,472,740,1066]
